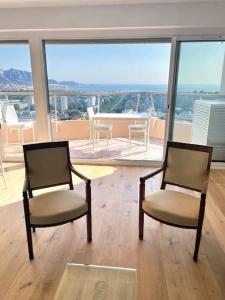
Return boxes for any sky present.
[45,43,171,84]
[178,41,225,85]
[0,44,32,72]
[0,42,225,85]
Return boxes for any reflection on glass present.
[172,41,225,161]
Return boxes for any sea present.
[66,83,220,94]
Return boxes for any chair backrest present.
[23,141,72,190]
[5,105,19,125]
[163,141,213,192]
[134,119,148,126]
[87,107,95,120]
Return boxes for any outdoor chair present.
[139,141,213,261]
[87,107,112,151]
[5,104,35,144]
[128,107,156,149]
[23,141,92,260]
[128,117,150,150]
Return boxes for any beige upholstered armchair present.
[23,141,92,260]
[139,141,213,261]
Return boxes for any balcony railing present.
[1,90,224,122]
[0,90,224,160]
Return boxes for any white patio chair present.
[128,117,151,150]
[5,105,35,144]
[128,105,158,150]
[87,107,112,152]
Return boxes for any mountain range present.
[0,68,79,86]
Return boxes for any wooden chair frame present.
[23,141,92,260]
[139,141,213,261]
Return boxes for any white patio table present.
[92,113,150,147]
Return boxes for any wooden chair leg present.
[139,180,145,240]
[139,209,144,240]
[25,222,34,260]
[193,197,206,261]
[23,198,34,260]
[87,210,92,242]
[193,225,203,261]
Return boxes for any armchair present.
[139,141,213,261]
[23,141,92,260]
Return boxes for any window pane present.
[0,44,36,160]
[172,41,225,161]
[45,42,171,162]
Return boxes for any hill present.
[0,68,79,86]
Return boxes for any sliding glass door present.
[0,43,36,160]
[2,39,224,164]
[171,41,225,161]
[44,41,171,162]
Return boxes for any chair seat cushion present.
[94,124,112,130]
[128,124,146,130]
[29,190,88,225]
[142,190,200,226]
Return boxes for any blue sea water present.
[69,83,220,93]
[71,84,168,93]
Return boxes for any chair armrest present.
[140,165,165,183]
[23,177,29,199]
[70,165,91,184]
[70,165,91,204]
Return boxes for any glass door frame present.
[0,40,45,162]
[42,37,172,165]
[167,36,225,163]
[1,35,225,165]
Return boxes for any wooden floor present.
[0,164,225,300]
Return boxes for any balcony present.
[1,119,166,162]
[0,90,212,162]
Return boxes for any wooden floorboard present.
[0,165,225,300]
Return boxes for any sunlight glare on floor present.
[0,163,117,207]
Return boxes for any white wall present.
[0,2,225,37]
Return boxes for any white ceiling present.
[0,0,223,8]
